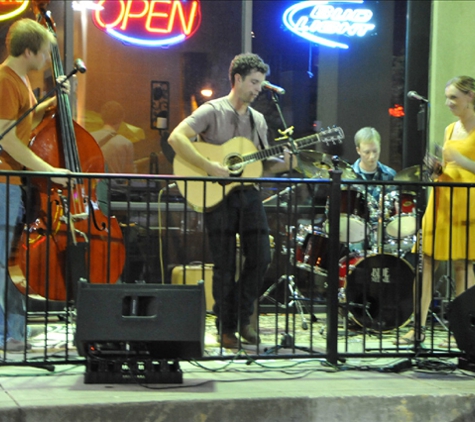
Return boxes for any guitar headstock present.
[318,126,345,144]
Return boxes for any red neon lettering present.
[92,0,202,45]
[146,1,198,35]
[169,0,198,35]
[94,0,125,29]
[146,1,171,33]
[121,0,149,30]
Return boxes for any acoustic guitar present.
[173,127,344,212]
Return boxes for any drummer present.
[351,127,396,202]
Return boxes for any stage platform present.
[0,315,474,422]
[0,356,474,422]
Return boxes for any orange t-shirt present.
[0,65,35,184]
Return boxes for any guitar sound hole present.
[226,156,244,176]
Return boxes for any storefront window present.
[0,1,408,175]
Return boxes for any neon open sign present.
[0,1,29,21]
[283,0,375,49]
[92,0,201,47]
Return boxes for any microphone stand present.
[414,97,429,347]
[417,101,429,183]
[269,91,304,175]
[0,65,82,153]
[262,183,301,206]
[262,92,326,355]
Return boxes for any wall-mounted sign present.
[0,0,29,21]
[92,0,201,47]
[283,0,375,49]
[151,81,169,130]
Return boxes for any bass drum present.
[340,253,414,331]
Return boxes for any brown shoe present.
[217,333,239,349]
[239,325,260,345]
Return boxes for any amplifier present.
[171,264,214,312]
[75,282,206,360]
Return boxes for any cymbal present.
[394,165,423,182]
[296,150,332,178]
[336,158,358,180]
[296,150,358,180]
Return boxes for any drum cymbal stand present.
[262,170,316,334]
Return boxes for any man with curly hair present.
[169,53,292,348]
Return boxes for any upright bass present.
[9,1,126,301]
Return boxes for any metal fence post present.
[326,169,342,365]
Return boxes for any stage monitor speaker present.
[75,282,206,360]
[447,285,475,358]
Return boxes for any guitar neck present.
[243,133,319,164]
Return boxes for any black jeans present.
[204,188,271,334]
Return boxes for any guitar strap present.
[97,131,117,148]
[248,107,266,151]
[95,132,117,173]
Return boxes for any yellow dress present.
[422,122,475,260]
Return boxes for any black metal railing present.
[0,170,472,370]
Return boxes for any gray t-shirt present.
[184,96,269,149]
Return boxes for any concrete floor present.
[0,348,474,422]
[0,311,472,422]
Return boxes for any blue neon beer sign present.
[283,1,376,49]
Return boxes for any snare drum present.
[339,253,414,331]
[384,191,417,239]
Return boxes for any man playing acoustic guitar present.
[169,53,292,349]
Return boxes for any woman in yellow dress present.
[398,76,475,345]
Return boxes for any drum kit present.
[283,151,422,331]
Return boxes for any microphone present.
[407,91,428,103]
[261,81,286,95]
[74,58,87,74]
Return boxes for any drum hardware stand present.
[261,275,323,356]
[318,295,362,338]
[259,274,317,330]
[334,298,376,336]
[263,330,325,356]
[429,274,455,331]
